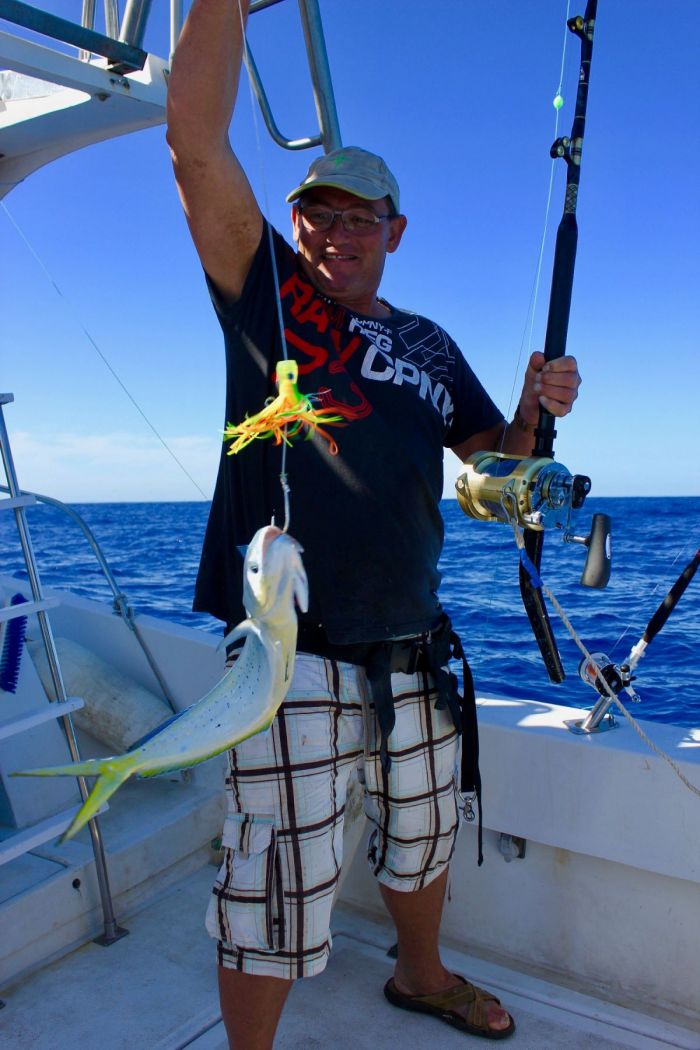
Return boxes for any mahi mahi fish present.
[13,524,308,841]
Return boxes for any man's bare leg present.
[379,869,512,1033]
[218,967,293,1050]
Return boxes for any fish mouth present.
[243,524,307,621]
[260,524,284,558]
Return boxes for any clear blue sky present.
[3,0,699,502]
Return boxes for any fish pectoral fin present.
[218,618,259,653]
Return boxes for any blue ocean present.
[1,497,698,727]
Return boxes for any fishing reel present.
[455,451,611,588]
[566,651,641,734]
[578,652,640,703]
[569,550,699,733]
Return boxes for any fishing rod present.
[456,0,610,682]
[574,549,700,731]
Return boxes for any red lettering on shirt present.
[284,329,328,373]
[296,297,330,333]
[319,382,373,420]
[329,329,363,371]
[279,274,331,334]
[279,272,373,421]
[279,273,314,318]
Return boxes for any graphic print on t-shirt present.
[279,270,456,428]
[349,313,455,425]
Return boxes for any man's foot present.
[385,972,515,1040]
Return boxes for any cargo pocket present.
[205,812,284,952]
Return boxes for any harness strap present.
[364,641,398,775]
[295,616,484,866]
[364,616,483,867]
[448,629,483,866]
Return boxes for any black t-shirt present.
[194,223,503,643]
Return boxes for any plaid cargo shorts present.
[205,651,460,979]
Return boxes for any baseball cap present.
[286,146,401,214]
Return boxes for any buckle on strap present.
[460,791,477,823]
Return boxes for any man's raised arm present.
[166,0,263,300]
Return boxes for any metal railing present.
[246,0,341,153]
[0,484,178,713]
[0,0,155,71]
[0,396,126,946]
[0,0,341,150]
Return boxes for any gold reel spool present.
[455,451,579,531]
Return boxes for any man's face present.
[292,187,406,317]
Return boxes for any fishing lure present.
[224,359,348,456]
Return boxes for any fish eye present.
[249,562,260,573]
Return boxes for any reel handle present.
[580,513,612,589]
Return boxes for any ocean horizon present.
[1,495,698,728]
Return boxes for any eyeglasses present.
[297,202,394,235]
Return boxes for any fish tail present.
[62,764,134,841]
[12,756,114,779]
[12,755,136,841]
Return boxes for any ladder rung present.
[0,697,84,740]
[0,495,36,511]
[0,802,108,866]
[0,596,59,623]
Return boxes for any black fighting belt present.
[297,614,484,866]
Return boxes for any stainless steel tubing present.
[297,0,341,152]
[0,402,123,944]
[118,0,152,47]
[0,484,178,713]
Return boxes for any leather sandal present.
[384,974,516,1040]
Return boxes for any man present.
[167,3,580,1047]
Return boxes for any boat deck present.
[1,863,697,1050]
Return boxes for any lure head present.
[275,359,298,387]
[243,525,308,624]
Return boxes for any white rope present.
[510,523,700,798]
